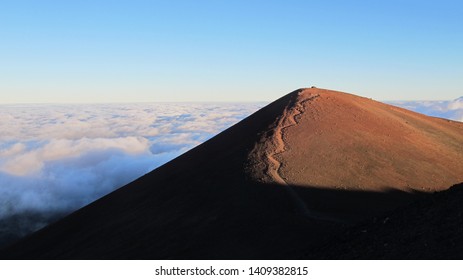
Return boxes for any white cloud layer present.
[0,102,264,244]
[1,96,461,246]
[388,96,463,122]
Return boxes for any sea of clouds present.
[387,96,463,122]
[0,97,462,247]
[0,102,265,245]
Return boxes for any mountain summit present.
[3,88,463,259]
[249,89,463,191]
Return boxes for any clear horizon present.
[1,1,462,103]
[0,95,462,106]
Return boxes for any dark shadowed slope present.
[301,182,463,259]
[2,88,463,259]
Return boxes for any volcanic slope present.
[302,182,463,259]
[3,88,463,259]
[248,88,463,221]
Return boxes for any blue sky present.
[1,0,462,103]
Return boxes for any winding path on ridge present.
[265,92,320,218]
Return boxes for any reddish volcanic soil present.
[247,88,463,221]
[2,88,463,259]
[249,88,463,190]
